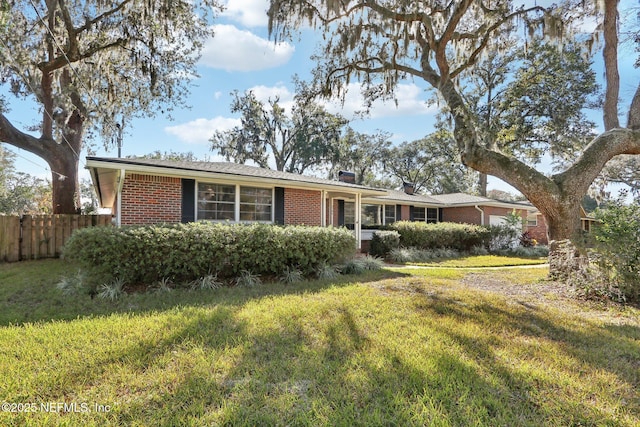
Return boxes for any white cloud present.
[322,83,436,119]
[247,84,296,113]
[221,0,269,27]
[165,117,241,144]
[200,25,294,72]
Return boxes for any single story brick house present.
[86,157,540,249]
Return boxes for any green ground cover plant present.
[0,260,638,426]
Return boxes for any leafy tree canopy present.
[0,0,222,213]
[210,87,348,173]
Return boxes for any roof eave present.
[85,158,387,197]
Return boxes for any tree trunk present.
[543,202,588,280]
[48,145,81,214]
[0,112,82,214]
[478,172,488,196]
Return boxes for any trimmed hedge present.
[388,221,491,251]
[369,230,401,257]
[62,222,356,286]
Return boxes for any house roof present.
[86,157,387,208]
[430,192,535,211]
[364,189,443,206]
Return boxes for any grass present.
[0,259,639,426]
[405,254,548,268]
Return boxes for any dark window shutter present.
[409,205,415,221]
[438,208,444,223]
[338,200,345,226]
[181,179,196,223]
[274,187,285,225]
[396,205,402,222]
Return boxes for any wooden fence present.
[0,214,112,262]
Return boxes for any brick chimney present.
[403,181,415,195]
[338,171,356,184]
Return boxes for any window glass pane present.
[239,186,272,222]
[362,204,381,226]
[426,208,439,224]
[384,205,396,224]
[197,183,235,221]
[413,207,426,222]
[344,202,355,229]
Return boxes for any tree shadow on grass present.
[4,277,638,426]
[404,289,640,425]
[0,259,408,326]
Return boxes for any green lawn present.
[0,259,638,426]
[400,254,548,268]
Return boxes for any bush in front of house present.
[369,230,401,257]
[389,221,491,251]
[585,201,640,302]
[62,222,356,290]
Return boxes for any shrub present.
[487,224,519,251]
[588,201,640,302]
[494,245,549,258]
[519,231,536,247]
[369,230,400,257]
[63,223,356,288]
[389,247,461,263]
[389,221,490,251]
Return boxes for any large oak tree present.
[210,89,348,173]
[268,0,640,276]
[0,0,221,213]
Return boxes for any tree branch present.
[0,113,55,160]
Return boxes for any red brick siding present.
[285,188,322,226]
[400,205,411,221]
[121,173,182,225]
[442,206,482,224]
[527,214,549,244]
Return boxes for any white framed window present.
[426,208,438,224]
[527,214,538,227]
[413,207,439,223]
[384,205,396,225]
[240,186,272,222]
[197,183,235,221]
[362,204,382,226]
[197,182,273,222]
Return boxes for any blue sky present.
[3,0,640,195]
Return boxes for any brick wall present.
[527,214,548,244]
[284,188,322,226]
[120,173,182,225]
[442,206,482,224]
[400,205,411,221]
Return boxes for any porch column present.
[355,193,362,250]
[321,190,326,227]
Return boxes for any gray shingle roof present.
[86,157,386,192]
[368,189,443,205]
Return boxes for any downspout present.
[474,205,485,226]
